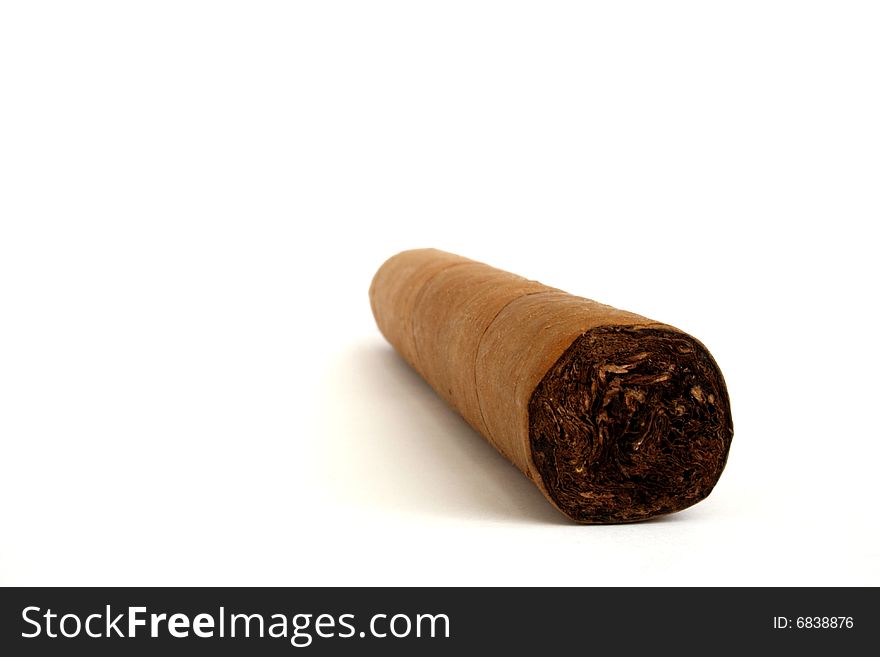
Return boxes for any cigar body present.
[369,249,733,523]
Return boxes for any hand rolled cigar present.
[369,249,733,523]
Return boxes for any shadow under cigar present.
[328,339,569,525]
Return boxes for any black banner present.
[0,587,874,655]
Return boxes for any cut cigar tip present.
[529,325,732,523]
[369,248,733,524]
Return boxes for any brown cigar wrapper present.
[369,249,733,523]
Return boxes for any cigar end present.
[528,326,733,523]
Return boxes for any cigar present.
[369,249,733,523]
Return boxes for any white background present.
[1,2,877,586]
